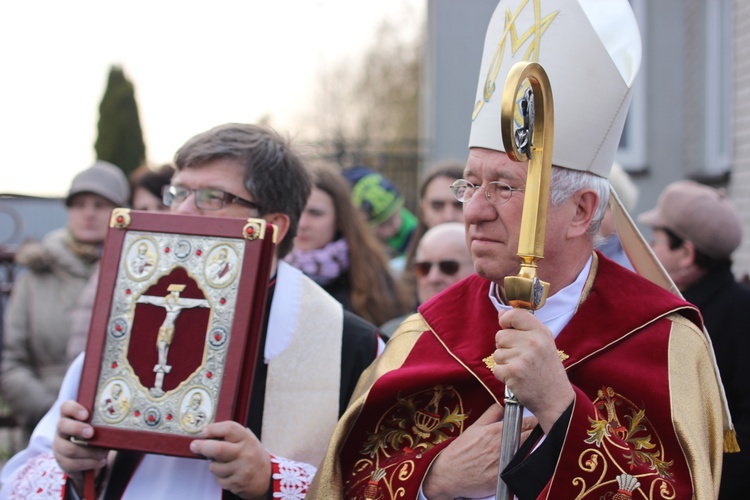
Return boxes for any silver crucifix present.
[136,284,210,397]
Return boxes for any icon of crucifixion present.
[136,284,209,396]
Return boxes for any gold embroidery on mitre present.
[473,3,559,119]
[558,350,569,361]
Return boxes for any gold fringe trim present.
[724,429,740,453]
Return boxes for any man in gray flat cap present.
[640,179,750,499]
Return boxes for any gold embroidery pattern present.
[483,355,496,371]
[346,385,467,500]
[572,387,675,499]
[483,350,568,371]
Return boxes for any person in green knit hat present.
[341,166,417,263]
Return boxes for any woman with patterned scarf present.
[285,162,412,327]
[0,161,129,443]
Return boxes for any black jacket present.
[683,269,750,500]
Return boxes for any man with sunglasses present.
[413,223,474,304]
[311,0,730,498]
[380,222,474,337]
[1,124,383,499]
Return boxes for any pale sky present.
[0,0,423,197]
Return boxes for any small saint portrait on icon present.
[179,388,212,433]
[174,239,192,261]
[126,238,157,281]
[204,245,238,288]
[98,379,131,423]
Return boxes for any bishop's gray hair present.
[549,166,610,236]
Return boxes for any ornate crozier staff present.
[496,60,554,499]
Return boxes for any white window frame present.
[703,0,734,176]
[617,0,647,172]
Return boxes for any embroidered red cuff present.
[269,454,317,499]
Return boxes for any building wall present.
[633,0,692,220]
[731,0,750,277]
[420,0,497,174]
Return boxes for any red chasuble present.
[330,254,723,499]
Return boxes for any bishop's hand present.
[422,404,537,500]
[492,308,574,433]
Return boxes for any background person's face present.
[295,188,337,251]
[415,231,474,302]
[421,175,464,228]
[67,193,116,244]
[373,210,402,241]
[648,228,689,286]
[133,186,169,212]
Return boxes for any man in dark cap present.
[640,179,750,499]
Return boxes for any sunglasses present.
[414,260,463,277]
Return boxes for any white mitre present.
[469,0,641,179]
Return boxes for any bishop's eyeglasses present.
[449,179,524,206]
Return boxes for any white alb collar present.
[264,261,303,363]
[489,256,593,338]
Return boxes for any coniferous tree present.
[95,65,146,177]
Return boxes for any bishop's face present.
[462,148,528,283]
[463,147,574,287]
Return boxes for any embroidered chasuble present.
[310,253,725,499]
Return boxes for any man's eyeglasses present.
[162,185,262,212]
[450,179,524,206]
[414,260,465,277]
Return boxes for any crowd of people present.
[0,0,747,498]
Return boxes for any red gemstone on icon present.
[134,410,140,417]
[116,216,124,223]
[111,362,118,369]
[214,333,222,341]
[196,249,202,256]
[125,289,131,295]
[167,414,173,421]
[148,415,155,422]
[246,227,254,235]
[207,372,213,379]
[220,298,226,305]
[115,325,122,332]
[165,247,170,253]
